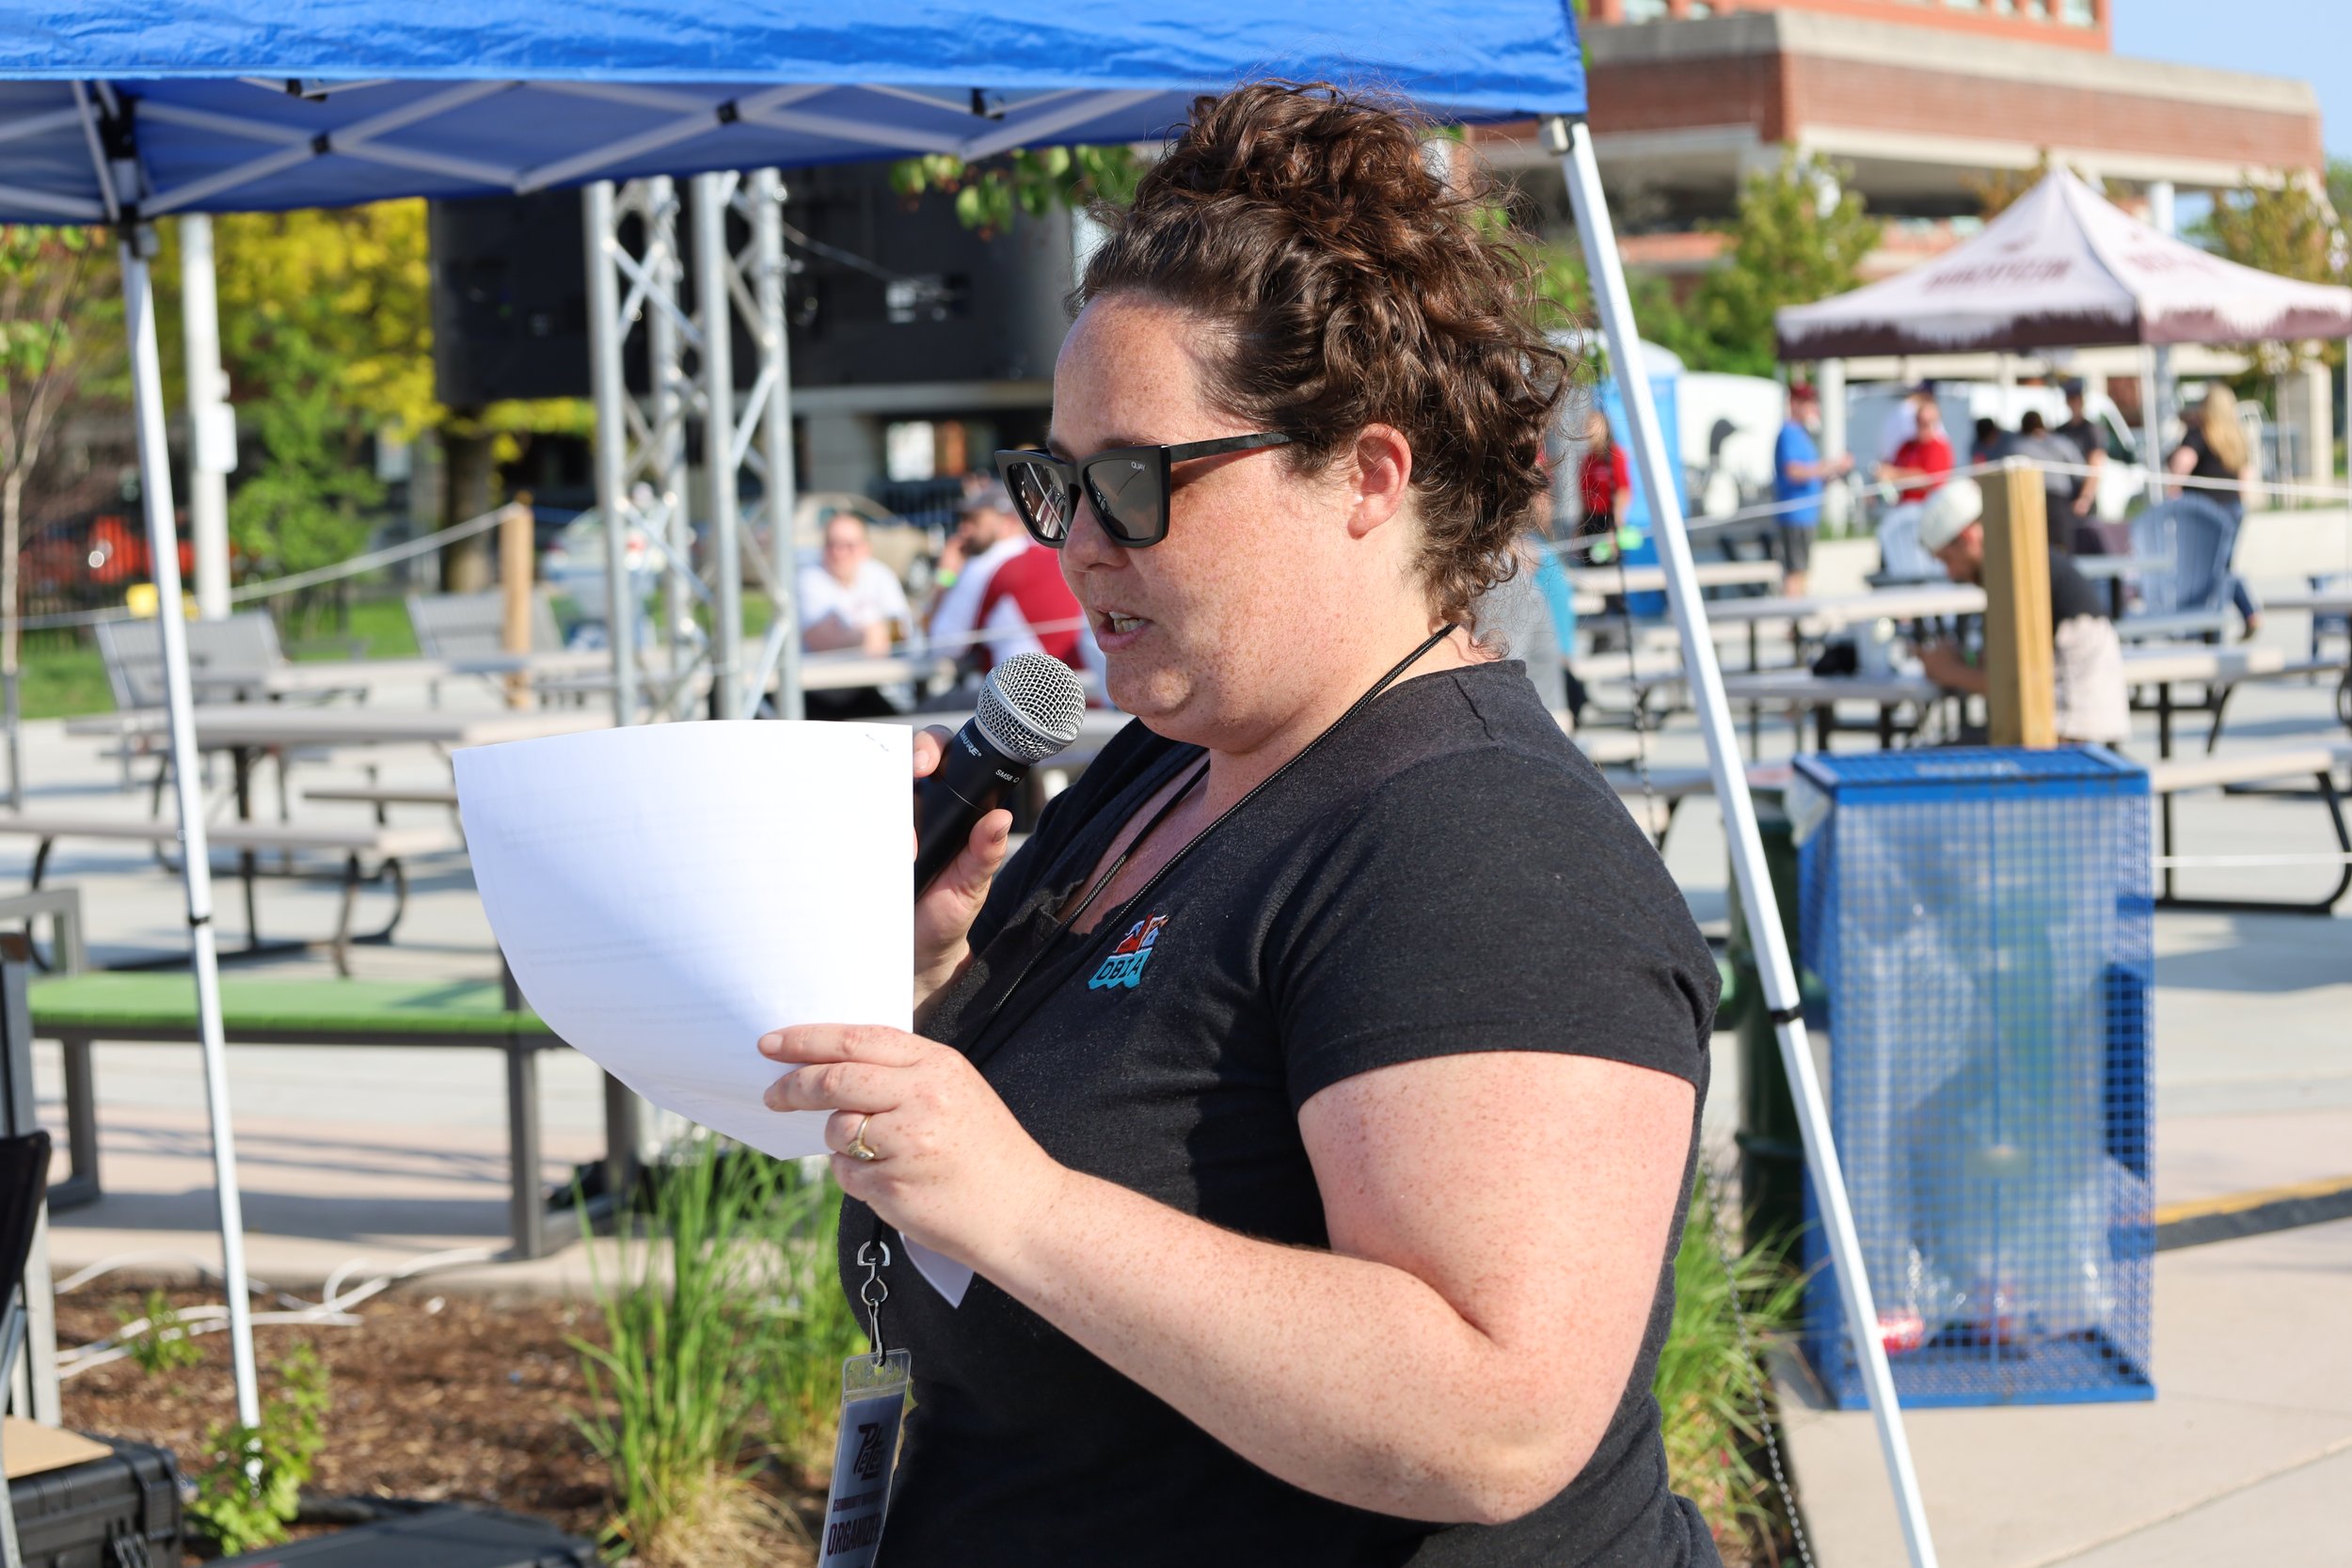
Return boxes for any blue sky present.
[2112,1,2349,160]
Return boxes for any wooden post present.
[500,496,534,709]
[1979,459,2056,749]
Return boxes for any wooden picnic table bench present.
[24,970,640,1259]
[0,813,461,974]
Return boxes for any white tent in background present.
[1776,167,2352,358]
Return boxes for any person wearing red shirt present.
[1878,397,1954,504]
[975,542,1087,672]
[1574,406,1632,550]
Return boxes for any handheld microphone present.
[914,652,1087,895]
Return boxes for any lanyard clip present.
[857,1239,893,1368]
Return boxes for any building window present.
[1621,0,1668,20]
[2059,0,2096,21]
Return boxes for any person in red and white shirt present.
[1574,406,1631,548]
[925,483,1031,667]
[976,539,1087,673]
[1877,396,1954,505]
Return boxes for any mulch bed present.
[53,1284,825,1565]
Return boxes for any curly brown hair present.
[1076,81,1570,629]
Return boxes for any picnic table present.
[1699,582,1985,632]
[1565,560,1786,614]
[1719,670,1950,752]
[69,705,609,751]
[1564,560,1784,594]
[185,648,611,699]
[2255,586,2352,728]
[1717,643,2311,759]
[50,706,605,966]
[797,650,959,693]
[190,647,952,702]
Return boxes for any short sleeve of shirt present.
[1774,422,1810,479]
[860,558,911,622]
[1268,749,1717,1112]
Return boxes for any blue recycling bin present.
[1789,748,2154,1408]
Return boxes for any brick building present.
[1476,0,2324,270]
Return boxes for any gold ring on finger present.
[846,1114,881,1163]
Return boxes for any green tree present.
[2197,176,2348,373]
[1668,150,1880,377]
[0,225,103,799]
[167,208,421,580]
[154,202,585,589]
[1527,240,1708,378]
[888,145,1144,235]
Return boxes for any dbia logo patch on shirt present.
[1088,913,1168,990]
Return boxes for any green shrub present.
[751,1173,868,1473]
[185,1343,330,1557]
[116,1290,203,1377]
[573,1140,824,1566]
[1656,1171,1807,1557]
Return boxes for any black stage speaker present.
[429,189,594,407]
[212,1505,596,1566]
[429,162,1074,407]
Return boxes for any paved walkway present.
[1781,1216,2352,1568]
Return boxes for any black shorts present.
[1776,526,1814,576]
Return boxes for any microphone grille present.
[975,653,1087,764]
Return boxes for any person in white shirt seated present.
[924,482,1030,671]
[797,512,913,719]
[800,512,910,656]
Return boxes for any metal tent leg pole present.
[751,168,803,721]
[1554,118,1940,1568]
[121,230,261,1430]
[693,172,744,721]
[583,180,640,728]
[180,214,233,622]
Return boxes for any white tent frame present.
[35,74,1937,1568]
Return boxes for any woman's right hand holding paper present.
[913,724,1011,1014]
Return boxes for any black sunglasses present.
[993,433,1294,548]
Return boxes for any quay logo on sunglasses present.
[994,433,1292,548]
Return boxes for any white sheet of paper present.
[455,720,973,1306]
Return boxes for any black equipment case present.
[6,1434,182,1567]
[212,1505,597,1567]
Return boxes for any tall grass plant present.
[573,1142,867,1565]
[1656,1170,1808,1560]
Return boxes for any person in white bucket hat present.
[1915,477,2131,746]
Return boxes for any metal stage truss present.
[583,169,803,727]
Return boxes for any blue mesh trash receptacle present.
[1789,748,2153,1408]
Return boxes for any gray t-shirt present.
[2012,431,2087,512]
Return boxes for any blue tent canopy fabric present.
[0,1,1583,221]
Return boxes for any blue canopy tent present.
[0,9,1933,1560]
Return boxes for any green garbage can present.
[1725,787,1807,1254]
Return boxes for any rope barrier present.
[3,505,513,635]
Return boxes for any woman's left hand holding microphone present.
[760,1024,1068,1270]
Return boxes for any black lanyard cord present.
[967,622,1461,1058]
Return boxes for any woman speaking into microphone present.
[760,82,1721,1566]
